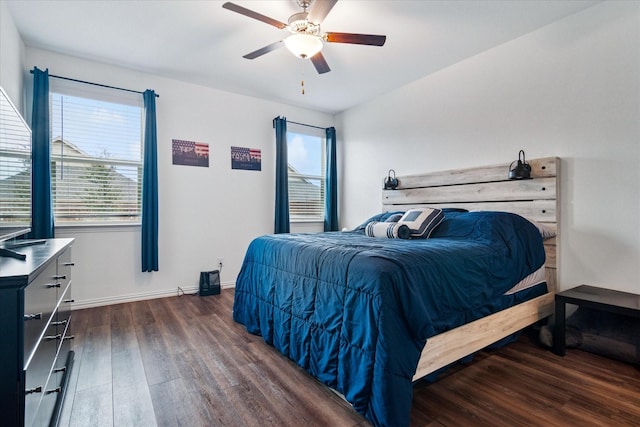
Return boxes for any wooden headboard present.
[382,157,560,292]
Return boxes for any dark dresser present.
[0,238,75,427]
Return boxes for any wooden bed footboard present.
[382,157,560,382]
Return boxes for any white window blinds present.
[287,125,325,222]
[50,82,143,224]
[0,88,31,227]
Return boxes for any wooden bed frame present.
[381,157,560,381]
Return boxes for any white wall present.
[24,48,334,308]
[338,1,640,294]
[0,0,26,112]
[8,1,639,304]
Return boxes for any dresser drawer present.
[32,387,58,427]
[31,361,62,427]
[23,261,59,364]
[55,283,74,371]
[24,332,57,427]
[57,248,73,289]
[55,314,73,371]
[54,281,73,336]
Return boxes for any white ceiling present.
[7,0,599,114]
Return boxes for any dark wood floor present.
[59,289,640,427]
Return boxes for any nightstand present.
[553,285,640,357]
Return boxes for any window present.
[0,88,31,228]
[287,124,325,222]
[49,81,143,224]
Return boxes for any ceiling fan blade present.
[222,2,287,29]
[324,32,386,46]
[310,52,331,74]
[243,41,284,59]
[306,0,338,25]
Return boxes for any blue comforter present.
[233,211,546,426]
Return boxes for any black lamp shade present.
[384,169,399,189]
[508,150,532,180]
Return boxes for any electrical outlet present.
[217,257,224,268]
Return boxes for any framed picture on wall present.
[231,146,261,171]
[172,139,209,167]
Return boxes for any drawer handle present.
[63,262,75,267]
[63,335,76,341]
[52,275,67,280]
[46,387,62,395]
[25,386,42,395]
[53,367,67,374]
[51,319,68,326]
[43,334,62,341]
[46,283,61,289]
[24,312,43,321]
[63,299,75,304]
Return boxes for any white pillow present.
[528,219,557,240]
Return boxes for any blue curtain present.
[324,126,338,231]
[30,67,54,239]
[273,116,290,233]
[141,90,158,272]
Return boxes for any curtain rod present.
[29,70,159,98]
[287,120,327,130]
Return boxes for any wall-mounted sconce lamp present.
[384,169,399,189]
[508,150,532,180]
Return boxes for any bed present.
[233,157,559,426]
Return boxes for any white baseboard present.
[71,282,236,310]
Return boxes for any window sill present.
[55,222,140,233]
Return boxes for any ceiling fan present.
[222,0,386,74]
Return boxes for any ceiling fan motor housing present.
[288,12,320,35]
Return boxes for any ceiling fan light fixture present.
[284,33,323,58]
